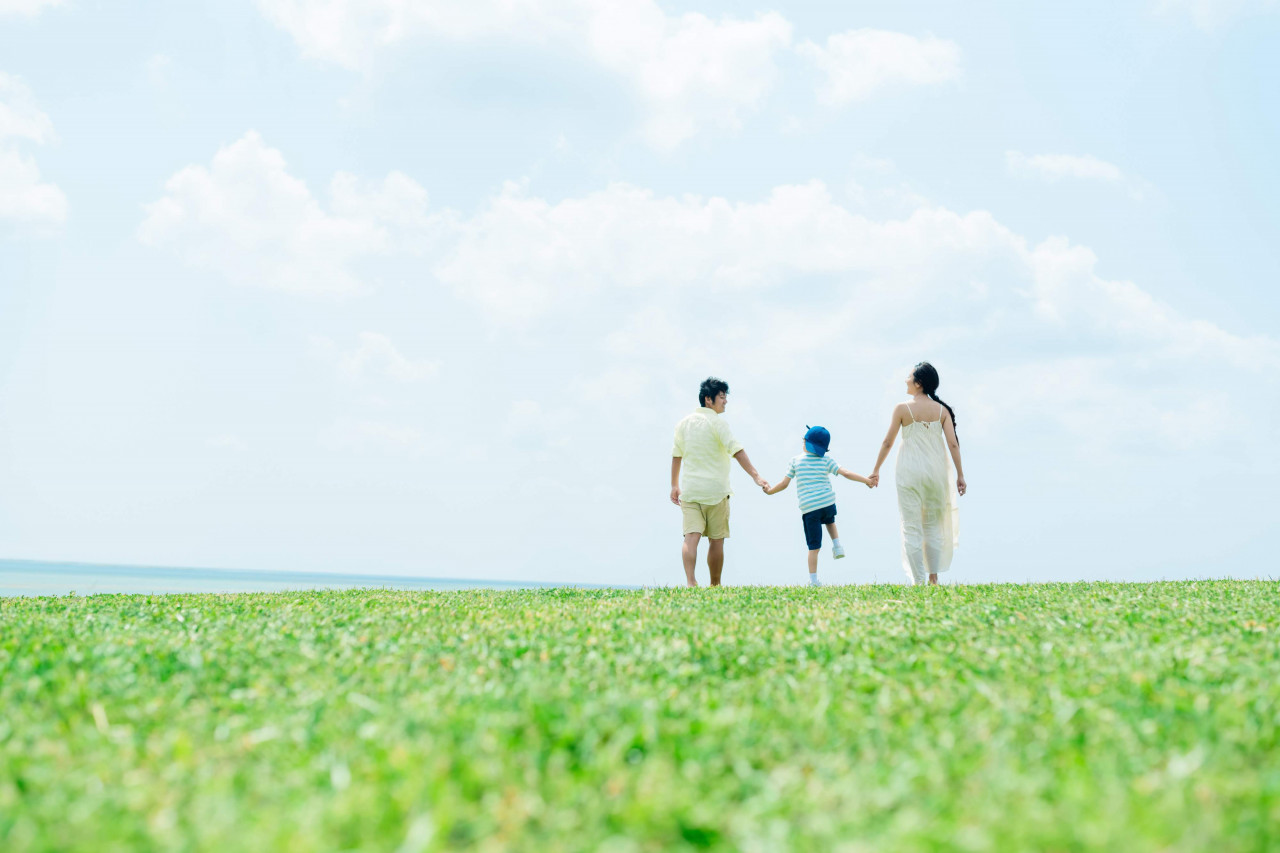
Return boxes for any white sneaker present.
[832,543,845,560]
[808,574,821,587]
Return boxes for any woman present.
[869,362,966,585]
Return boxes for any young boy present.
[763,425,875,586]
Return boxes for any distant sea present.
[0,559,612,598]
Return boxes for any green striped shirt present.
[787,453,840,514]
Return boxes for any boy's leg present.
[802,508,823,584]
[826,514,845,560]
[707,539,725,586]
[682,533,701,587]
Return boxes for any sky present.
[2,0,1278,586]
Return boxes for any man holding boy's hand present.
[671,377,768,587]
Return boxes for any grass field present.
[1,582,1277,851]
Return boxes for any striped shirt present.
[787,453,840,514]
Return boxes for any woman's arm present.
[763,476,792,496]
[870,405,905,483]
[941,411,966,496]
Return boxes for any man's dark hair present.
[699,377,729,408]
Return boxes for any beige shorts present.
[681,498,730,539]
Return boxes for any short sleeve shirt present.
[672,407,744,505]
[787,453,840,513]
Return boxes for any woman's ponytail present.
[913,361,958,444]
[926,391,958,444]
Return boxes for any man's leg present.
[682,533,701,587]
[703,497,729,587]
[707,539,725,586]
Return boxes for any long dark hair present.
[912,362,957,443]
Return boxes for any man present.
[670,377,769,587]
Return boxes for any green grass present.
[1,582,1277,851]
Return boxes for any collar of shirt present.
[698,407,718,415]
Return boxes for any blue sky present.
[2,0,1277,585]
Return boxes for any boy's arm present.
[763,476,792,496]
[838,467,875,487]
[670,457,682,505]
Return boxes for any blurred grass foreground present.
[2,582,1277,851]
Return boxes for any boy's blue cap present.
[804,425,830,457]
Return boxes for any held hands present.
[867,472,880,489]
[754,475,771,492]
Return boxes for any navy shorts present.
[801,504,837,550]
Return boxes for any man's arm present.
[733,449,769,490]
[670,457,682,505]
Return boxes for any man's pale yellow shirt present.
[672,407,744,506]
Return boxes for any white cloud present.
[1154,0,1277,29]
[0,73,55,144]
[0,0,62,16]
[138,131,432,294]
[797,29,961,105]
[429,176,1277,458]
[311,332,440,382]
[136,132,1277,459]
[1006,150,1125,183]
[967,358,1235,454]
[206,434,248,452]
[844,154,932,214]
[433,180,1025,322]
[318,418,431,456]
[0,147,66,223]
[505,399,575,449]
[255,4,973,145]
[597,9,792,148]
[1027,236,1273,366]
[0,73,65,226]
[145,54,172,87]
[254,0,793,148]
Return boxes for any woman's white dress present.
[895,404,960,584]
